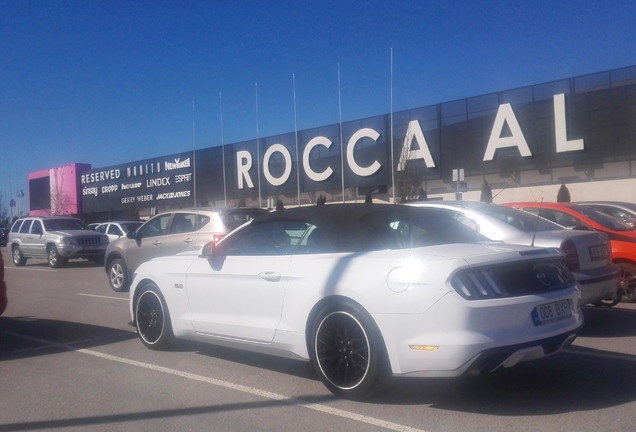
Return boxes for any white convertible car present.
[130,204,583,399]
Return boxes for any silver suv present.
[104,207,268,291]
[8,216,109,268]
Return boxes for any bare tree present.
[50,169,73,215]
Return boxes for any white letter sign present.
[554,93,584,153]
[483,103,532,161]
[346,128,382,177]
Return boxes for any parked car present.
[130,204,583,399]
[8,216,109,268]
[105,207,268,292]
[506,202,636,302]
[0,248,7,315]
[94,221,143,242]
[578,201,636,228]
[409,201,620,307]
[0,227,9,246]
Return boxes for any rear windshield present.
[479,205,563,232]
[572,206,634,231]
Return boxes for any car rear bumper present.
[574,266,620,305]
[373,288,583,377]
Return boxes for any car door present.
[15,219,33,257]
[27,220,47,258]
[185,220,306,342]
[126,213,172,271]
[160,212,200,257]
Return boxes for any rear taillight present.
[212,234,224,243]
[561,240,580,271]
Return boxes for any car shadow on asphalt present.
[0,316,136,361]
[16,260,103,269]
[578,305,636,337]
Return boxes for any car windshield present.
[119,222,142,233]
[478,205,563,232]
[43,219,88,231]
[572,205,634,231]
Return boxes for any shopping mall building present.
[27,64,636,220]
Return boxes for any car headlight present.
[100,236,109,244]
[62,237,78,245]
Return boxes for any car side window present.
[170,213,197,234]
[31,220,43,235]
[10,220,23,233]
[219,221,310,256]
[196,215,211,231]
[19,220,32,234]
[295,225,333,254]
[453,213,480,232]
[551,210,585,228]
[107,225,122,236]
[96,225,107,234]
[137,214,171,238]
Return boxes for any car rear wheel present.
[12,246,26,266]
[47,246,67,268]
[135,284,173,350]
[108,258,129,292]
[618,262,636,303]
[309,301,392,399]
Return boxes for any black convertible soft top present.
[245,203,485,252]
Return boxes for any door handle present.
[153,240,161,246]
[183,238,193,243]
[259,271,281,282]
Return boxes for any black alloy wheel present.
[135,285,173,350]
[310,302,391,399]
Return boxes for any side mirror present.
[199,241,219,259]
[126,230,137,239]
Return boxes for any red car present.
[506,202,636,303]
[0,248,7,315]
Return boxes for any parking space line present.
[77,293,129,301]
[1,330,426,432]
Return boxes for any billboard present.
[80,152,194,213]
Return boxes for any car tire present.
[47,246,67,268]
[12,246,27,266]
[108,258,129,292]
[135,284,174,350]
[618,262,636,303]
[309,301,392,399]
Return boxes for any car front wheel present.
[309,301,392,399]
[108,258,129,292]
[12,246,26,266]
[135,284,174,350]
[47,246,67,268]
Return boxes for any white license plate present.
[589,244,609,261]
[532,300,572,326]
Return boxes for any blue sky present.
[1,0,635,214]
